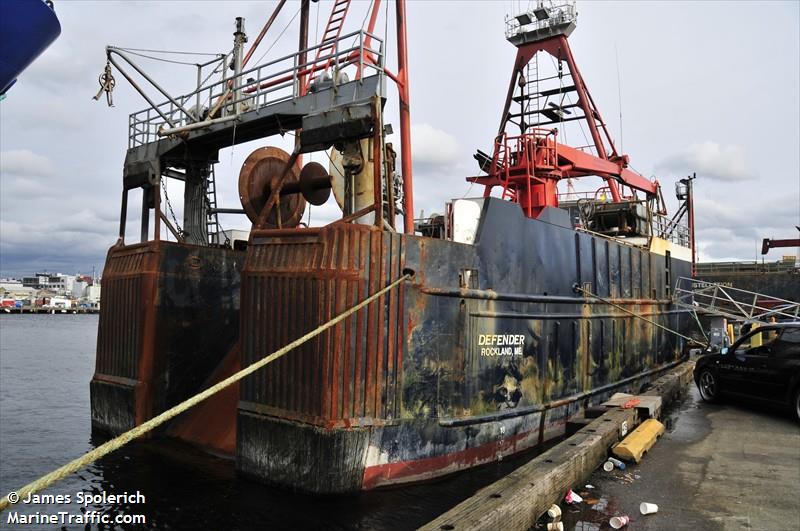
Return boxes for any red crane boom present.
[470,3,660,219]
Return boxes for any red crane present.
[469,2,660,219]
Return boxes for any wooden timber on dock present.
[421,361,696,531]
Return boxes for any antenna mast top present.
[505,0,577,46]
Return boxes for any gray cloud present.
[1,149,56,178]
[411,123,461,173]
[19,45,97,94]
[694,194,798,233]
[658,142,755,182]
[1,176,61,199]
[15,97,86,130]
[0,218,113,276]
[694,193,800,261]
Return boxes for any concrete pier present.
[558,385,800,530]
[422,361,800,531]
[422,363,694,531]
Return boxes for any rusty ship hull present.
[237,198,692,492]
[91,241,244,453]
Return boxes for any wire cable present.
[114,46,221,56]
[573,284,707,347]
[348,0,374,50]
[251,5,302,67]
[117,49,204,66]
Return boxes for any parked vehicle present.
[705,326,731,353]
[694,323,800,420]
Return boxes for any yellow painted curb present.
[612,418,665,463]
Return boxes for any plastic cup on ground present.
[565,489,583,504]
[546,523,564,531]
[610,515,630,529]
[640,502,658,515]
[547,504,562,519]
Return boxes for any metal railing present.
[128,30,384,148]
[505,1,577,40]
[556,189,612,202]
[674,277,800,323]
[492,130,558,173]
[652,213,690,247]
[695,260,799,274]
[558,193,690,248]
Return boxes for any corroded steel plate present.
[238,146,305,228]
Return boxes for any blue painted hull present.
[0,0,61,95]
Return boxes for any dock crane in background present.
[761,227,800,255]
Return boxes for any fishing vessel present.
[91,0,695,493]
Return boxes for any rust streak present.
[352,231,364,418]
[364,232,378,417]
[375,232,387,417]
[386,233,398,418]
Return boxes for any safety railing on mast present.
[504,0,577,40]
[491,130,559,179]
[127,29,384,148]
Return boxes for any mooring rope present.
[689,307,709,344]
[572,283,705,346]
[0,273,410,512]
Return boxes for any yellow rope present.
[0,273,410,512]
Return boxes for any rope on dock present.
[572,283,705,346]
[0,273,411,512]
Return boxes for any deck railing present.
[652,213,690,247]
[128,30,384,148]
[505,1,577,40]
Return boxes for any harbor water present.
[0,315,548,530]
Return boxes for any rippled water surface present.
[0,315,546,530]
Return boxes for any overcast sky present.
[1,0,798,277]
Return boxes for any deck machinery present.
[92,0,696,493]
[90,0,410,455]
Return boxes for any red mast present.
[470,1,659,219]
[395,0,414,233]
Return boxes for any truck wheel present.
[697,370,718,403]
